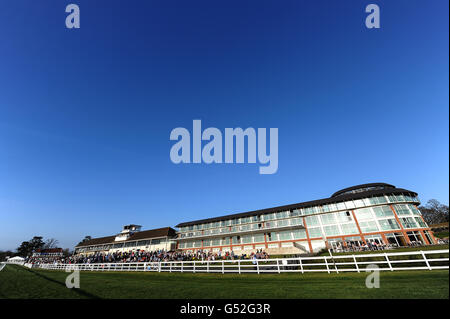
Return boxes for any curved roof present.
[331,183,395,198]
[176,183,417,227]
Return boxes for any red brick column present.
[302,217,313,253]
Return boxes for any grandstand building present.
[74,225,177,255]
[175,183,437,255]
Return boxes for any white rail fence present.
[25,249,449,274]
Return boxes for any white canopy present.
[7,256,25,263]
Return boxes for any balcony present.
[177,220,305,240]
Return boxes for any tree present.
[44,238,59,249]
[16,236,45,257]
[0,250,15,261]
[419,199,449,225]
[81,236,92,243]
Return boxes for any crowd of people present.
[330,240,429,253]
[26,249,270,265]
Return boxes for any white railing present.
[31,249,449,274]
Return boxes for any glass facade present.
[176,186,431,253]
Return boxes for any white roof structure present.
[7,256,25,263]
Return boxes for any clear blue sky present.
[0,0,448,251]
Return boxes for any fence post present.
[181,261,183,273]
[324,257,330,274]
[421,251,432,270]
[353,255,360,273]
[256,260,260,274]
[207,261,209,273]
[158,262,161,272]
[143,263,147,271]
[277,259,280,274]
[193,261,196,273]
[170,262,172,273]
[222,260,224,274]
[238,260,241,274]
[384,253,393,271]
[299,258,303,274]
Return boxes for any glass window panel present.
[193,240,202,247]
[308,227,322,238]
[353,199,365,208]
[320,213,337,225]
[323,225,340,236]
[267,232,278,241]
[305,215,319,227]
[276,219,289,227]
[125,241,137,247]
[279,231,292,241]
[373,206,394,218]
[345,201,356,209]
[253,234,265,243]
[377,196,388,203]
[232,236,241,244]
[354,207,373,220]
[336,211,353,222]
[242,235,252,244]
[400,217,418,229]
[137,240,149,246]
[290,218,303,226]
[415,217,427,228]
[394,204,411,216]
[292,229,307,239]
[408,204,421,215]
[340,223,359,235]
[359,220,379,233]
[378,219,401,231]
[328,203,338,211]
[291,210,301,217]
[387,195,397,203]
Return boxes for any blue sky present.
[0,0,448,251]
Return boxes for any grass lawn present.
[434,232,449,239]
[0,264,448,299]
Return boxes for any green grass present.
[0,264,448,299]
[434,231,449,239]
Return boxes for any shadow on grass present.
[23,267,100,299]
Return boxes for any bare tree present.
[44,238,59,249]
[419,199,449,225]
